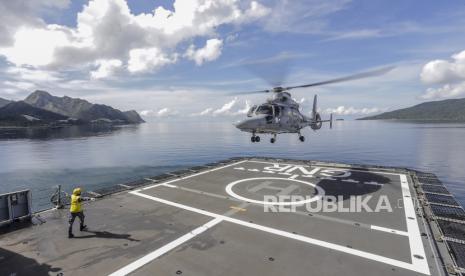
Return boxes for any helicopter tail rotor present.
[330,113,333,129]
[310,95,333,130]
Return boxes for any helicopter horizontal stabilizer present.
[314,113,333,129]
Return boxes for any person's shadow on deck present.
[75,230,139,241]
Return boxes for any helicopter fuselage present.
[235,92,330,143]
[235,105,311,134]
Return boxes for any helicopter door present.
[271,105,281,124]
[266,105,278,124]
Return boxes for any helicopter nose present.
[235,120,251,130]
[235,120,246,129]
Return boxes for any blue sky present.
[0,0,465,119]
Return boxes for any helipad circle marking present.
[225,177,325,206]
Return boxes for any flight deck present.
[1,157,464,276]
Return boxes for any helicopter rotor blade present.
[228,89,271,96]
[284,66,395,91]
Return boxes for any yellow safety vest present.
[70,194,82,213]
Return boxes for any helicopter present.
[234,66,394,143]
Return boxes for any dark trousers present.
[68,211,85,234]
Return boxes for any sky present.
[0,0,465,120]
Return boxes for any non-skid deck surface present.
[0,160,443,276]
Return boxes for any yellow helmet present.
[72,187,82,195]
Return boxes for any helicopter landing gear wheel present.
[251,136,255,143]
[255,136,260,142]
[299,135,305,142]
[270,134,276,143]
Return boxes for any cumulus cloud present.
[191,107,214,116]
[0,1,70,46]
[190,98,251,117]
[3,80,36,91]
[421,83,465,100]
[91,59,123,79]
[185,39,223,65]
[128,48,177,73]
[0,0,269,78]
[235,100,252,115]
[5,67,62,82]
[420,49,465,99]
[213,97,237,115]
[421,50,465,84]
[324,106,385,115]
[140,108,179,117]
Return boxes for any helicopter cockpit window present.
[255,104,273,116]
[247,105,257,117]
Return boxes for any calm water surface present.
[1,120,464,210]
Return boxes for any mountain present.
[123,110,145,124]
[0,101,70,126]
[0,97,11,108]
[24,90,144,124]
[359,98,465,121]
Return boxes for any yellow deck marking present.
[230,206,247,212]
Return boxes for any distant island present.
[0,90,144,127]
[358,98,465,121]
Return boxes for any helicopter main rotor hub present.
[272,87,285,93]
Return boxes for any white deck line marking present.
[262,170,275,174]
[308,167,321,175]
[289,174,299,179]
[370,225,408,237]
[162,183,178,188]
[131,191,429,275]
[342,179,359,183]
[159,183,409,237]
[364,181,383,186]
[109,217,223,276]
[140,183,167,191]
[400,174,430,275]
[141,160,247,191]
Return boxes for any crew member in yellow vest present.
[68,187,94,238]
